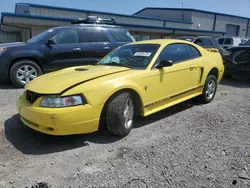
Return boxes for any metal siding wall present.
[0,32,20,43]
[124,26,172,34]
[29,7,88,19]
[165,22,192,29]
[174,30,223,37]
[15,4,30,14]
[215,15,248,36]
[88,13,164,26]
[29,7,164,27]
[135,9,193,22]
[192,12,214,30]
[4,16,71,27]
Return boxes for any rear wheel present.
[106,92,134,137]
[10,60,42,87]
[197,75,217,104]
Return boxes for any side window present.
[194,39,202,47]
[201,39,213,47]
[109,29,135,42]
[224,38,233,45]
[158,44,191,63]
[51,29,79,44]
[218,38,224,45]
[81,28,109,43]
[187,44,201,59]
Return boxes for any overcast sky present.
[1,0,250,17]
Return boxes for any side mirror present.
[155,60,173,69]
[46,39,56,46]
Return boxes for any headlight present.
[0,48,7,55]
[40,95,85,107]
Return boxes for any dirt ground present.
[0,78,250,188]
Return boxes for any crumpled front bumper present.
[17,94,103,135]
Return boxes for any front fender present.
[9,49,44,67]
[63,78,145,107]
[85,79,145,106]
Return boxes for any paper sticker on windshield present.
[134,52,152,57]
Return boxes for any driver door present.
[142,43,202,109]
[44,28,83,72]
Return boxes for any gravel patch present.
[0,78,250,188]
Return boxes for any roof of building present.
[15,3,193,24]
[134,7,250,20]
[1,12,225,35]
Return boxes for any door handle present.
[103,46,110,50]
[73,48,81,51]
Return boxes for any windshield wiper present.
[103,62,132,68]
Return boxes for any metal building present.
[0,3,249,43]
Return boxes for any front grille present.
[26,90,41,104]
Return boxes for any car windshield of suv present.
[97,44,160,69]
[27,29,55,43]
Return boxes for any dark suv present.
[176,36,224,55]
[0,17,135,87]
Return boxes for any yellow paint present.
[17,39,224,135]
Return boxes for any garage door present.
[226,24,239,36]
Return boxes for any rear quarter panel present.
[199,49,224,83]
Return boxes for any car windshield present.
[27,29,55,43]
[97,44,160,69]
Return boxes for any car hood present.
[0,42,26,48]
[26,65,130,94]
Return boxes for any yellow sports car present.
[17,40,224,137]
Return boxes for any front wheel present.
[10,60,42,87]
[106,92,134,137]
[197,75,217,104]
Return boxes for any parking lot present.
[0,78,250,188]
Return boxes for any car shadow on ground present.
[220,77,250,88]
[0,83,18,90]
[4,100,196,155]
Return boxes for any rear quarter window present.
[109,29,135,43]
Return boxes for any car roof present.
[127,39,196,45]
[52,24,121,30]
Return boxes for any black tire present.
[106,92,134,137]
[197,75,217,104]
[10,60,42,87]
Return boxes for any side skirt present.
[143,86,203,117]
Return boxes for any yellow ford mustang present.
[17,39,224,137]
